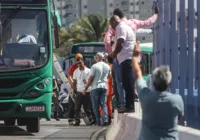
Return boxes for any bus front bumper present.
[0,93,52,119]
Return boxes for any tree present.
[60,13,108,44]
[56,13,108,57]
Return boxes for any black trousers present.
[121,59,135,110]
[111,67,120,107]
[68,96,75,122]
[74,92,95,123]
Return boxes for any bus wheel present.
[4,119,16,126]
[26,118,40,133]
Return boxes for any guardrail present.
[153,0,200,129]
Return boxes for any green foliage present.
[56,13,108,57]
[60,13,108,44]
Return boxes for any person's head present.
[152,66,172,92]
[113,8,125,18]
[94,52,104,62]
[102,52,108,63]
[110,15,121,29]
[75,53,83,63]
[75,53,84,68]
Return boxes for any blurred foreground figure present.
[132,42,184,140]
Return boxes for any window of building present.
[141,1,144,5]
[84,5,87,9]
[109,3,113,7]
[135,11,139,14]
[142,37,146,40]
[65,13,73,17]
[130,2,134,5]
[121,1,128,5]
[136,2,139,5]
[131,11,134,14]
[110,12,113,16]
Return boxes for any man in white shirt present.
[72,57,95,126]
[109,15,135,113]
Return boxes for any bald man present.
[109,15,136,113]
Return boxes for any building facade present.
[56,0,155,43]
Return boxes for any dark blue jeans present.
[91,88,108,125]
[113,59,126,107]
[120,59,135,109]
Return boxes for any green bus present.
[0,0,60,132]
[63,42,153,79]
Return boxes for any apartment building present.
[57,0,155,42]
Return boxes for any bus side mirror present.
[52,15,60,48]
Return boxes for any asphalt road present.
[0,119,107,140]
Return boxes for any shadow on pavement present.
[0,123,34,136]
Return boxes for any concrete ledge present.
[106,110,200,140]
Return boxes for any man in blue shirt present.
[132,42,184,140]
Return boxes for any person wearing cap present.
[72,56,95,126]
[67,53,83,125]
[82,52,111,126]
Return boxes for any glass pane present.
[0,9,48,72]
[71,45,106,54]
[141,53,149,75]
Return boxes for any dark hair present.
[107,55,113,64]
[113,8,125,18]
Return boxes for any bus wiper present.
[2,6,22,28]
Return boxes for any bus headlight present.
[29,90,38,97]
[36,83,45,89]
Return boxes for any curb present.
[90,127,107,140]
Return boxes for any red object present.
[100,64,113,117]
[68,64,78,76]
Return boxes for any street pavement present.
[0,119,107,140]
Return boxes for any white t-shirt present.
[115,22,136,64]
[73,67,91,92]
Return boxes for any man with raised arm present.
[103,7,158,113]
[132,42,184,140]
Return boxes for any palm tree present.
[76,13,108,42]
[60,13,108,44]
[56,13,108,56]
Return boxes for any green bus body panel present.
[0,93,52,118]
[0,1,54,119]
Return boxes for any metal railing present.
[153,0,200,129]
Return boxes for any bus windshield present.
[0,9,48,72]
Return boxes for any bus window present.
[141,53,149,76]
[84,57,92,68]
[149,53,152,73]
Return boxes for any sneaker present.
[125,108,135,113]
[118,106,126,113]
[46,118,51,121]
[55,118,60,121]
[68,119,74,125]
[72,121,80,126]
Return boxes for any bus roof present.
[72,42,104,46]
